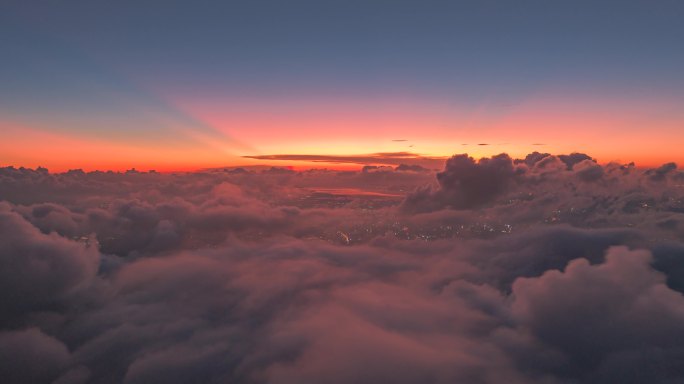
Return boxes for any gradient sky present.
[1,0,683,171]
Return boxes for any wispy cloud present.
[243,152,447,168]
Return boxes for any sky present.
[1,0,684,171]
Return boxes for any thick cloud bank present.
[1,153,684,383]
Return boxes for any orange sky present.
[3,91,683,172]
[2,1,684,173]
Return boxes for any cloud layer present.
[1,153,684,383]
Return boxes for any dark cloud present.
[647,162,677,182]
[558,153,595,170]
[1,152,684,383]
[402,153,518,212]
[510,247,684,382]
[0,203,99,323]
[515,151,550,167]
[0,328,72,384]
[574,160,605,182]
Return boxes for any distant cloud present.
[558,153,595,170]
[647,162,678,182]
[461,143,511,147]
[395,164,430,173]
[243,152,446,169]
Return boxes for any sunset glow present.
[5,92,683,171]
[2,1,683,171]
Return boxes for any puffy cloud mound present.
[1,153,684,383]
[403,153,518,212]
[558,153,595,170]
[0,203,99,323]
[0,328,72,384]
[435,154,517,207]
[510,247,684,382]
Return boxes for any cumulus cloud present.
[510,247,684,382]
[1,152,684,383]
[402,153,519,212]
[647,162,678,182]
[0,203,99,323]
[558,153,595,170]
[0,328,72,384]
